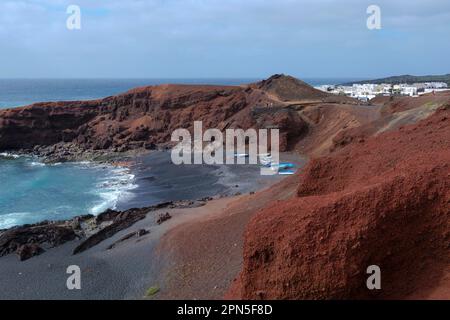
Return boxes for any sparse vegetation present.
[146,286,160,297]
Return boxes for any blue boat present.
[278,163,295,169]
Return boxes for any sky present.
[0,0,449,79]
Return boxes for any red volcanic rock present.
[0,78,313,156]
[251,74,329,101]
[331,92,450,154]
[0,102,99,150]
[371,91,450,115]
[228,107,450,299]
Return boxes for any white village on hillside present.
[315,82,450,101]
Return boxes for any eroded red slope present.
[228,107,450,299]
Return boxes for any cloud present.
[0,0,449,78]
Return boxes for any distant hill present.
[251,74,330,101]
[341,74,450,86]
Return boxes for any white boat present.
[278,170,295,175]
[259,155,272,166]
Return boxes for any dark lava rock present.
[136,229,149,237]
[96,209,120,224]
[0,222,77,260]
[106,229,150,250]
[73,207,150,255]
[157,212,172,225]
[74,202,176,254]
[16,244,45,261]
[0,200,200,260]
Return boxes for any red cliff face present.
[228,107,450,299]
[0,80,315,154]
[0,101,100,150]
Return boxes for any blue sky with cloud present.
[0,0,449,78]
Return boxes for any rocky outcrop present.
[0,198,212,261]
[71,199,215,255]
[106,229,150,250]
[16,244,45,261]
[156,212,172,225]
[228,107,450,299]
[73,200,208,254]
[72,207,151,255]
[0,102,99,151]
[0,217,88,260]
[0,76,329,158]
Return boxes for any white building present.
[314,81,448,101]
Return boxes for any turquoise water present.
[0,153,136,229]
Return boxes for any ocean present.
[0,78,359,109]
[0,78,354,229]
[0,150,273,229]
[0,153,136,229]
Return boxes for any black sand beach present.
[116,151,275,210]
[0,151,305,299]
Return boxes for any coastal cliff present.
[0,75,346,160]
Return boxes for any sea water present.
[0,153,136,229]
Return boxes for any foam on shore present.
[89,166,138,215]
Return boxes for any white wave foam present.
[88,166,137,215]
[0,161,139,229]
[0,152,20,159]
[29,161,46,167]
[0,212,34,229]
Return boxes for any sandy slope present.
[155,172,301,299]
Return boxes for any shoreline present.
[0,150,306,299]
[0,149,301,230]
[0,152,139,229]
